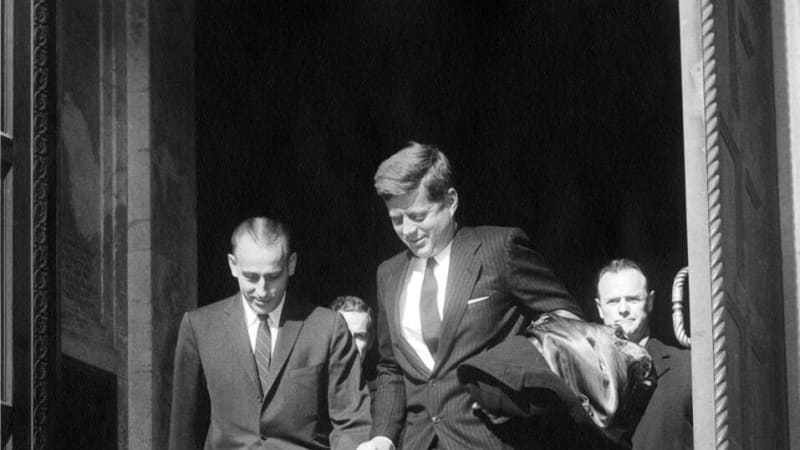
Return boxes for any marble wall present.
[56,0,195,448]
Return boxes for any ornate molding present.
[31,0,54,448]
[700,1,730,448]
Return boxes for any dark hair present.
[595,258,649,297]
[373,142,454,202]
[230,217,292,255]
[330,295,372,317]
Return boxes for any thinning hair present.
[595,258,649,297]
[373,141,454,202]
[230,217,292,255]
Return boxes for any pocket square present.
[467,296,490,305]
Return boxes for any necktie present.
[255,314,272,394]
[420,257,441,358]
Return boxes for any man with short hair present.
[330,295,375,360]
[595,258,693,450]
[331,295,379,404]
[169,217,370,450]
[358,142,583,450]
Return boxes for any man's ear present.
[288,252,298,276]
[227,254,238,277]
[646,290,655,313]
[446,187,459,214]
[595,298,604,320]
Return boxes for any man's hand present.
[550,309,582,320]
[356,436,395,450]
[472,402,511,425]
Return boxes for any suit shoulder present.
[649,338,689,354]
[470,225,527,241]
[306,303,337,320]
[649,338,692,368]
[185,295,234,319]
[471,225,516,234]
[377,250,407,275]
[303,303,346,327]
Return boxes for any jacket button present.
[431,416,441,423]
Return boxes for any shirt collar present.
[242,293,286,327]
[414,239,453,267]
[434,240,452,266]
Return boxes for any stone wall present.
[57,0,195,448]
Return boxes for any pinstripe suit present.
[371,226,582,449]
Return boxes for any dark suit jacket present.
[169,294,371,450]
[632,338,692,450]
[371,226,582,449]
[457,317,660,450]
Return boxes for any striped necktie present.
[255,314,272,394]
[420,257,441,358]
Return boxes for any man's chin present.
[404,239,431,257]
[408,246,432,258]
[248,299,274,314]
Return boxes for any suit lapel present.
[223,295,262,395]
[385,253,433,378]
[434,227,481,375]
[261,294,305,400]
[647,338,672,378]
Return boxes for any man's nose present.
[618,300,630,315]
[400,217,417,236]
[254,277,267,296]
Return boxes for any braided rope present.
[671,267,691,348]
[701,2,730,448]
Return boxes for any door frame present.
[678,0,738,448]
[10,0,58,448]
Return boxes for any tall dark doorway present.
[196,0,686,343]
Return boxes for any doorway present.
[196,0,687,343]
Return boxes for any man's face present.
[339,311,372,360]
[385,186,458,259]
[228,235,297,315]
[595,268,653,344]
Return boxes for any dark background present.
[196,0,687,343]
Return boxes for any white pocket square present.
[467,296,490,305]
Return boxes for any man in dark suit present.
[358,143,584,450]
[331,295,378,398]
[169,217,370,450]
[595,259,693,450]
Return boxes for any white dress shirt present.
[401,242,452,370]
[242,294,285,354]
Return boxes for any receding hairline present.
[595,259,650,297]
[230,217,292,256]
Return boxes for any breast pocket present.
[463,294,509,336]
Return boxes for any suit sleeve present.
[370,266,407,443]
[327,312,372,450]
[504,228,584,319]
[168,313,210,450]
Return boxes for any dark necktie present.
[420,257,441,358]
[255,314,272,394]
